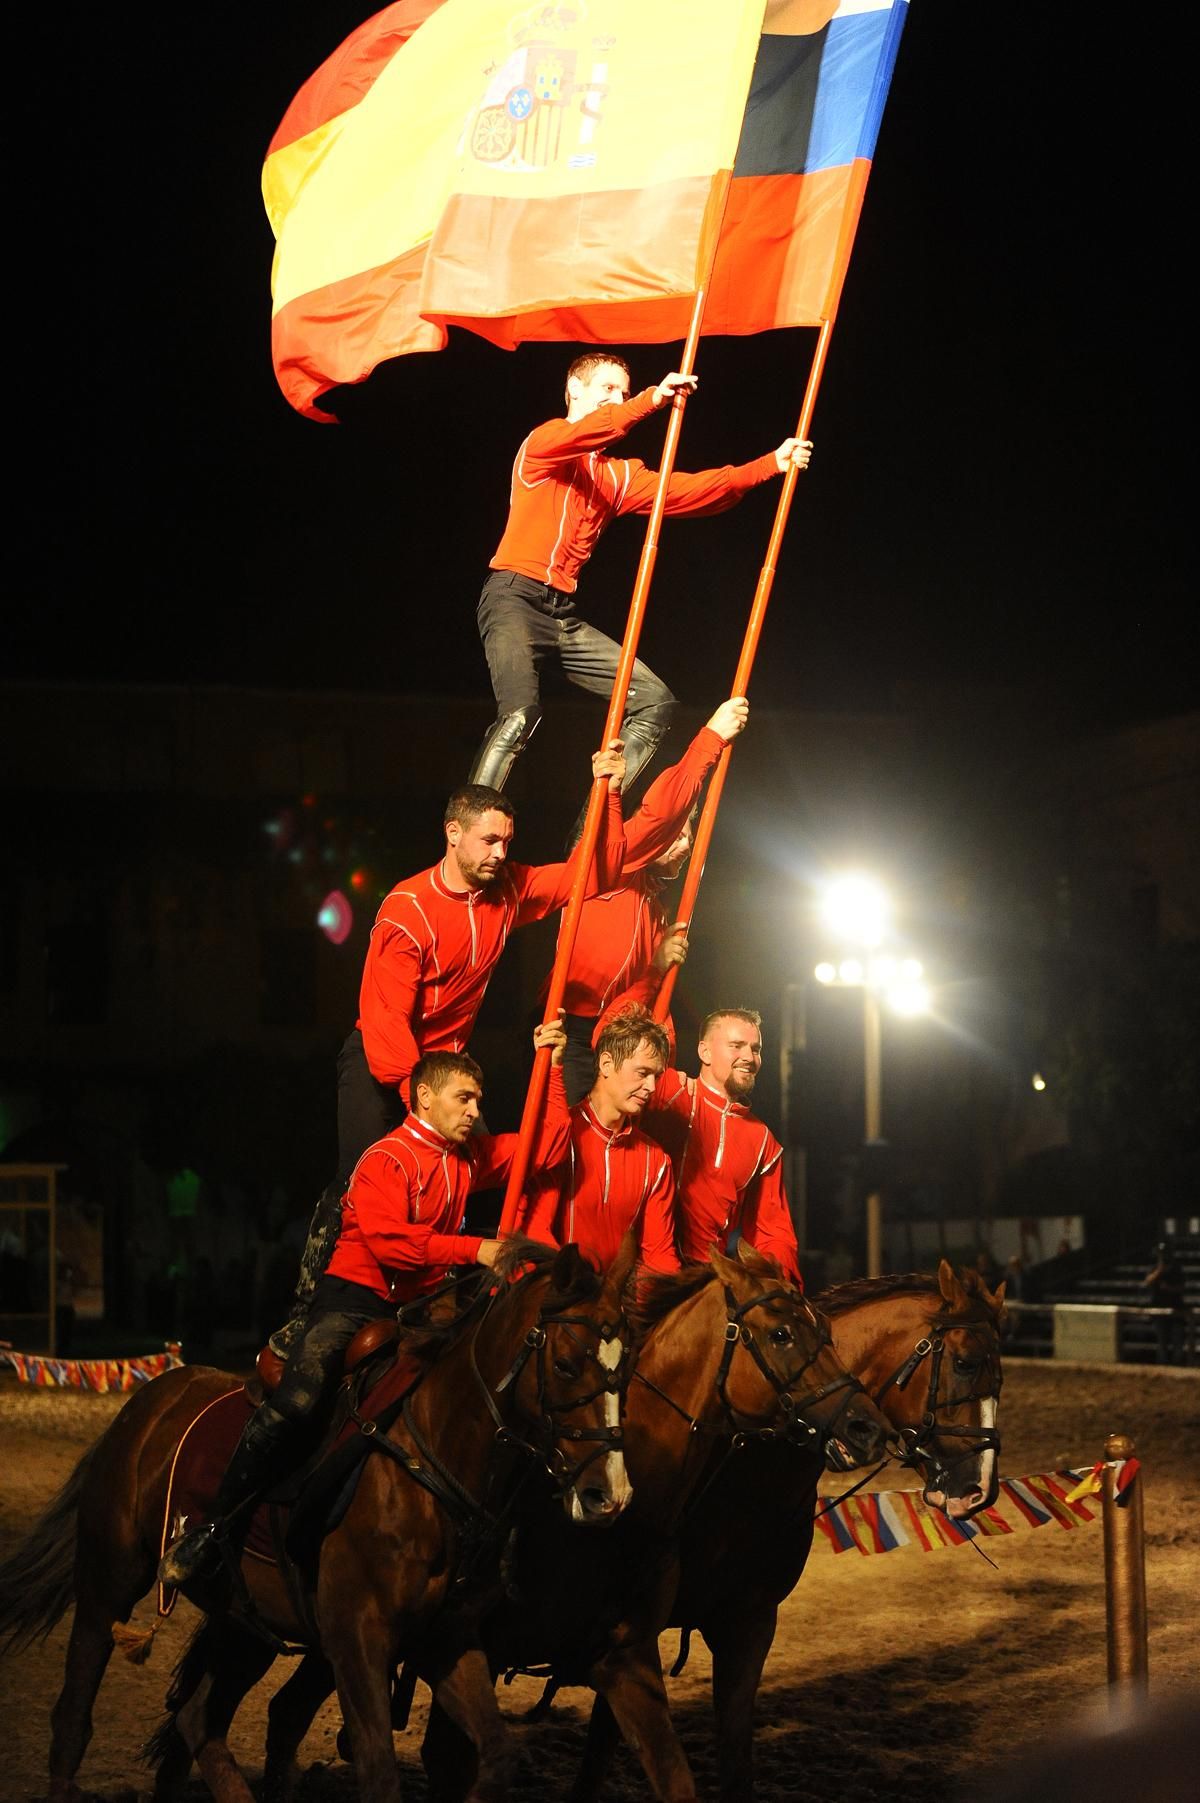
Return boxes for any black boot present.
[563,721,669,856]
[268,1181,345,1359]
[158,1403,297,1588]
[468,705,543,790]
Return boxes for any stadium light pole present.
[814,876,929,1278]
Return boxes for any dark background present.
[9,3,1190,730]
[3,5,1195,1351]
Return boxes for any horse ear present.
[937,1258,970,1312]
[552,1244,585,1293]
[991,1278,1007,1310]
[709,1246,741,1283]
[607,1231,639,1297]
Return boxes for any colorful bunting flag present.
[0,1346,183,1391]
[815,1470,1105,1556]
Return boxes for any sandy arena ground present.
[1,1357,1196,1801]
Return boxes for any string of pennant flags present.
[2,1343,1142,1553]
[0,1345,183,1393]
[814,1461,1140,1556]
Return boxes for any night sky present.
[11,4,1190,736]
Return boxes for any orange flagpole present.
[497,281,717,1235]
[652,164,877,1023]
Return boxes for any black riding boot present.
[158,1402,298,1588]
[268,1181,346,1360]
[468,705,543,790]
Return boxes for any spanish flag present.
[264,0,907,419]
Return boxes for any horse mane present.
[624,1262,717,1342]
[815,1267,998,1330]
[493,1235,606,1310]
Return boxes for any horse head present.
[828,1259,1005,1520]
[698,1243,890,1465]
[488,1236,633,1526]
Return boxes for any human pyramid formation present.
[161,352,815,1588]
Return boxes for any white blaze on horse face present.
[976,1394,997,1504]
[570,1333,632,1520]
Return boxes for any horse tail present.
[0,1438,98,1654]
[143,1616,217,1770]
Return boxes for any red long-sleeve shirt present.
[359,792,623,1103]
[491,389,779,594]
[592,983,801,1284]
[637,1070,800,1283]
[548,725,726,1017]
[519,1101,681,1276]
[327,1066,571,1303]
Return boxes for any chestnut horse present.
[385,1244,891,1803]
[134,1244,889,1803]
[0,1241,634,1803]
[571,1257,1006,1802]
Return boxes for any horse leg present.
[48,1528,156,1803]
[587,1648,696,1803]
[263,1651,336,1803]
[567,1695,622,1803]
[421,1696,479,1803]
[426,1647,513,1803]
[707,1604,779,1803]
[170,1620,277,1803]
[47,1603,117,1803]
[329,1627,404,1803]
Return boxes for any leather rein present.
[632,1281,866,1450]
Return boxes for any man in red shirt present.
[597,995,802,1284]
[272,741,626,1357]
[519,1009,680,1278]
[551,695,749,1103]
[161,1023,571,1590]
[468,351,813,793]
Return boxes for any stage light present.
[822,874,889,948]
[814,961,836,984]
[886,980,930,1017]
[317,889,353,946]
[1031,1072,1047,1091]
[838,958,864,985]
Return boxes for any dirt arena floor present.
[1,1357,1197,1802]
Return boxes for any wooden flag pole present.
[498,285,714,1235]
[653,319,834,1022]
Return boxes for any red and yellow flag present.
[264,1,907,418]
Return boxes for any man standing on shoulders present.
[596,994,801,1284]
[469,350,813,792]
[519,1008,680,1278]
[161,1021,573,1589]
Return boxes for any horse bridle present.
[874,1318,1002,1489]
[635,1282,867,1451]
[485,1297,628,1494]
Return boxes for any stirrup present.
[158,1520,226,1588]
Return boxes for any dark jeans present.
[562,1012,599,1107]
[273,1275,395,1425]
[336,1028,406,1185]
[285,1032,405,1329]
[477,570,676,730]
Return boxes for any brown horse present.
[571,1257,1006,1802]
[135,1243,889,1803]
[405,1243,893,1803]
[0,1240,636,1803]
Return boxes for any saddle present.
[159,1320,421,1621]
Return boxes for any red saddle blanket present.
[159,1348,428,1606]
[162,1386,280,1569]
